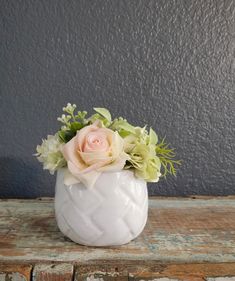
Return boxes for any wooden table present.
[0,197,235,280]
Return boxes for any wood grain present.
[1,197,235,278]
[0,197,235,264]
[32,264,73,281]
[75,262,235,281]
[0,264,32,281]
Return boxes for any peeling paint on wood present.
[74,271,128,281]
[0,272,25,281]
[1,198,235,264]
[0,265,32,281]
[76,274,127,281]
[206,276,235,281]
[127,262,235,279]
[75,264,128,281]
[1,198,235,279]
[32,264,73,281]
[76,263,235,281]
[140,279,179,281]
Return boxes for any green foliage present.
[110,117,136,134]
[55,103,181,182]
[88,113,111,127]
[155,138,181,177]
[109,117,181,181]
[93,107,112,122]
[57,103,89,143]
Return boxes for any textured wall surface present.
[0,0,234,198]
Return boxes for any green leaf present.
[70,122,83,132]
[109,118,137,134]
[149,128,158,145]
[118,129,131,138]
[118,121,135,134]
[58,130,76,143]
[93,108,112,122]
[58,131,66,143]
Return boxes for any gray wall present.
[0,0,234,198]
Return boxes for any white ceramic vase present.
[54,168,148,246]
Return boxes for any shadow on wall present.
[0,157,55,198]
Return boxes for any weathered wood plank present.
[75,263,128,281]
[206,276,235,281]
[0,197,235,264]
[32,264,73,281]
[76,263,235,281]
[0,265,32,281]
[127,262,235,279]
[76,273,128,281]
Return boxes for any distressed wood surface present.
[75,262,235,281]
[0,197,235,264]
[0,265,32,281]
[32,263,73,281]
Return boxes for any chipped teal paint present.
[142,232,235,262]
[1,198,235,264]
[2,197,235,211]
[148,198,235,208]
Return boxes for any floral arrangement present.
[35,103,180,188]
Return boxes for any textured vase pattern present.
[55,168,148,246]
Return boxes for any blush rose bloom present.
[62,121,130,188]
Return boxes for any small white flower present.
[35,134,66,174]
[63,103,76,114]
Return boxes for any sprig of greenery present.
[57,103,89,143]
[57,105,114,143]
[155,138,181,177]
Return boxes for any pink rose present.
[62,121,129,188]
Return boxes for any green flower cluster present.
[109,117,180,182]
[36,103,180,182]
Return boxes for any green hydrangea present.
[110,116,180,181]
[127,143,161,182]
[119,126,161,182]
